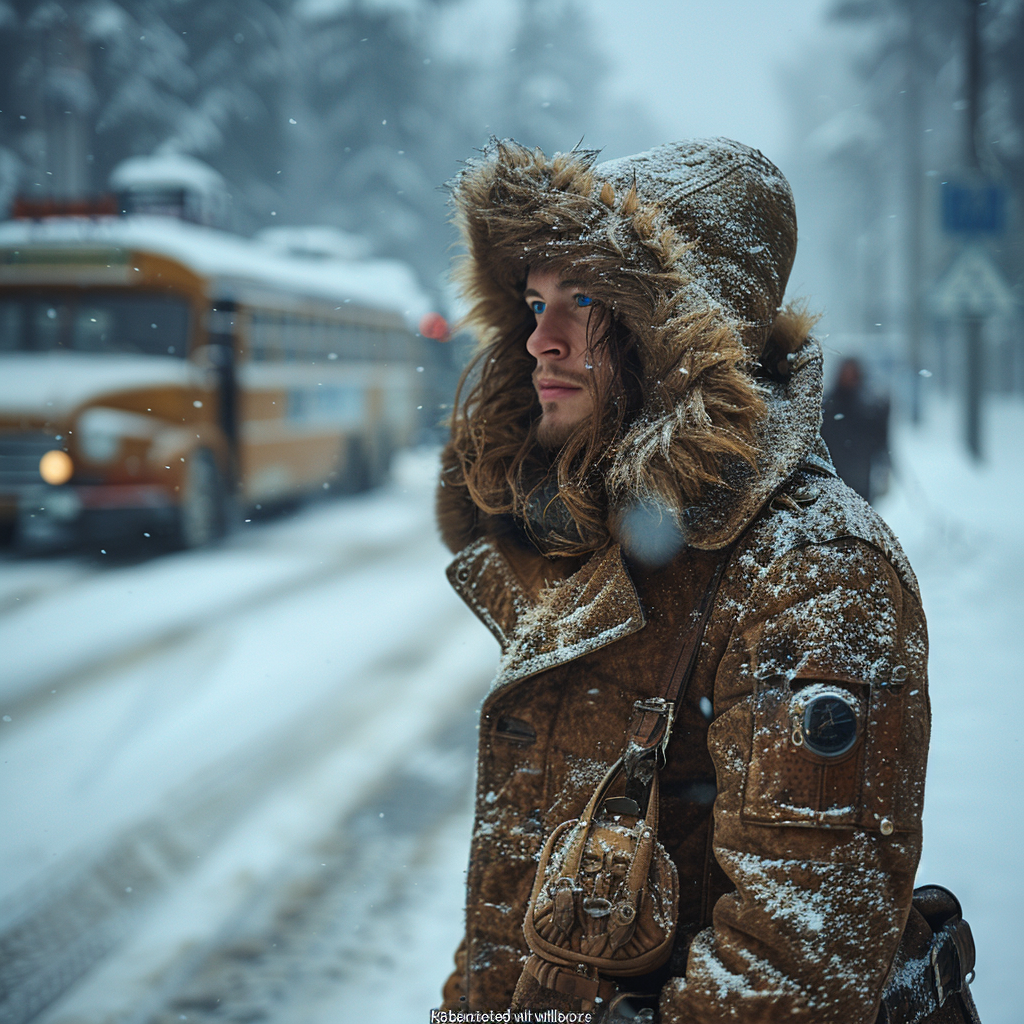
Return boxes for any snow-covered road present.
[1,451,496,1024]
[2,398,1020,1024]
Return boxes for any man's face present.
[524,267,612,448]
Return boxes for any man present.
[821,356,891,505]
[436,139,930,1022]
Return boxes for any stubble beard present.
[533,369,597,451]
[535,395,602,450]
[536,411,579,450]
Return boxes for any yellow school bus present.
[0,214,430,548]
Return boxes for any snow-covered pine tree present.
[291,0,460,283]
[496,0,601,154]
[0,0,293,229]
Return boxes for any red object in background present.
[419,312,450,341]
[12,195,119,219]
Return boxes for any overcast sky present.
[586,0,834,162]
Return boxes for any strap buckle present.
[624,697,676,776]
[930,942,948,1008]
[643,696,677,762]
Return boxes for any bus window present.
[329,323,348,360]
[265,315,283,361]
[249,312,267,361]
[0,292,191,357]
[312,319,327,361]
[0,298,72,350]
[387,330,410,360]
[282,315,295,362]
[355,326,371,361]
[73,295,190,356]
[294,316,308,360]
[0,299,24,350]
[370,328,388,362]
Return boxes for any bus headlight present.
[39,449,74,485]
[76,407,158,462]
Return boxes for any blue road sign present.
[941,180,1008,235]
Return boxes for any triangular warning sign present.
[932,246,1017,318]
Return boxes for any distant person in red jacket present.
[822,357,890,504]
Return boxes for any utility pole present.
[903,0,925,425]
[964,0,983,460]
[934,2,1013,449]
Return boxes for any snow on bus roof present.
[0,215,430,322]
[110,154,227,195]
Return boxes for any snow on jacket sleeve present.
[660,536,929,1024]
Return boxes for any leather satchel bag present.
[523,757,679,979]
[519,537,984,1022]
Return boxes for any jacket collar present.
[446,539,645,698]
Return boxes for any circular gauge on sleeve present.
[801,690,860,758]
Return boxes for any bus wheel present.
[177,449,226,548]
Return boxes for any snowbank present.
[876,396,1023,1024]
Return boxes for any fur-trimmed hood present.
[440,137,824,556]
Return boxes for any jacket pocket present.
[494,714,537,746]
[741,678,907,833]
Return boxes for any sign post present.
[931,1,1017,460]
[932,242,1015,460]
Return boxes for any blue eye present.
[575,294,594,308]
[530,300,546,314]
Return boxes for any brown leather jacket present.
[437,140,928,1023]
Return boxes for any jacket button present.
[455,566,471,584]
[880,818,894,836]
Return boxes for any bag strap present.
[623,548,732,777]
[876,886,980,1024]
[559,757,659,881]
[523,954,619,1010]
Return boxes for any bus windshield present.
[0,291,191,357]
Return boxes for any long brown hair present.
[446,295,641,557]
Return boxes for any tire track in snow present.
[0,581,490,1024]
[0,523,432,724]
[129,709,476,1024]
